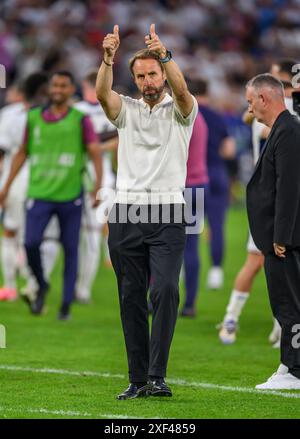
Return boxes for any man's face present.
[132,59,166,103]
[246,86,265,123]
[49,75,75,105]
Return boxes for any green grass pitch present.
[0,207,299,419]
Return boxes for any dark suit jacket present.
[246,110,300,255]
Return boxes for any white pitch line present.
[168,378,300,399]
[1,364,300,400]
[0,407,147,419]
[0,364,124,379]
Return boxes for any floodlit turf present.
[1,207,300,419]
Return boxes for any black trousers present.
[108,204,186,383]
[264,250,300,378]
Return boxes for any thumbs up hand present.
[103,25,120,60]
[145,24,167,59]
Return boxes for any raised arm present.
[145,24,194,117]
[96,25,122,121]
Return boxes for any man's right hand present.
[103,25,120,61]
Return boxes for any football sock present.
[272,317,281,334]
[103,234,111,263]
[76,227,101,299]
[224,289,249,323]
[1,236,18,289]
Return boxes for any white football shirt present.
[0,102,28,189]
[74,100,117,189]
[74,100,116,135]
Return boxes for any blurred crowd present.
[1,0,300,113]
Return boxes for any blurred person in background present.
[218,59,299,346]
[192,79,236,290]
[0,73,48,301]
[74,69,118,304]
[0,0,294,105]
[0,70,102,320]
[0,82,25,176]
[2,83,24,106]
[180,94,208,318]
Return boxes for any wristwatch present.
[159,50,172,63]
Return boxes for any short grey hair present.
[246,73,284,97]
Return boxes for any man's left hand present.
[145,23,167,58]
[273,243,286,258]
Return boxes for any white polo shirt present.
[110,93,198,204]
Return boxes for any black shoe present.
[117,383,152,400]
[58,303,71,321]
[149,378,172,397]
[30,284,49,315]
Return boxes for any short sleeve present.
[173,95,198,126]
[82,115,98,145]
[108,95,127,129]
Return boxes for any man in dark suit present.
[246,73,300,390]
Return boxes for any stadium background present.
[1,0,300,419]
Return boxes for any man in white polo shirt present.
[96,23,198,400]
